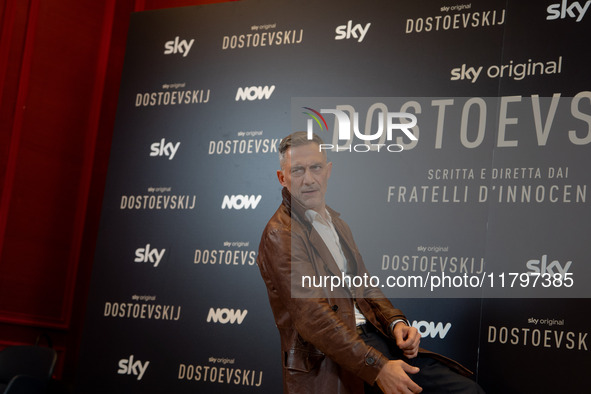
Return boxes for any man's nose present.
[302,169,315,184]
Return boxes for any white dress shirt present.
[305,209,367,326]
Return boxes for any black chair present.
[0,346,57,394]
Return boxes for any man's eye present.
[291,168,304,176]
[311,165,322,172]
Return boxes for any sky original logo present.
[488,325,588,350]
[405,9,505,33]
[117,355,149,380]
[235,85,275,101]
[134,244,165,267]
[150,138,180,160]
[164,36,195,57]
[450,57,563,83]
[221,195,262,210]
[222,26,303,50]
[206,308,248,324]
[547,1,591,22]
[450,64,484,83]
[303,105,418,152]
[335,20,371,42]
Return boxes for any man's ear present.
[277,169,286,187]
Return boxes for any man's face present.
[277,143,332,215]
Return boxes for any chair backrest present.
[0,346,57,384]
[3,374,49,394]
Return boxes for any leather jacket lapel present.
[282,187,345,279]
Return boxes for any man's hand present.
[393,323,420,359]
[376,360,422,393]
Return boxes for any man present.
[257,132,483,393]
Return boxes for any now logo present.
[206,308,248,324]
[235,85,275,101]
[412,320,452,339]
[221,195,262,210]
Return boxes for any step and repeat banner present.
[77,0,590,392]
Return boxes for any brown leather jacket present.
[257,188,416,393]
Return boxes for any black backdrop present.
[76,1,591,392]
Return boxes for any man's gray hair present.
[278,131,326,168]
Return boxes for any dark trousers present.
[358,324,485,394]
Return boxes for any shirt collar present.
[281,187,341,224]
[305,209,332,227]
